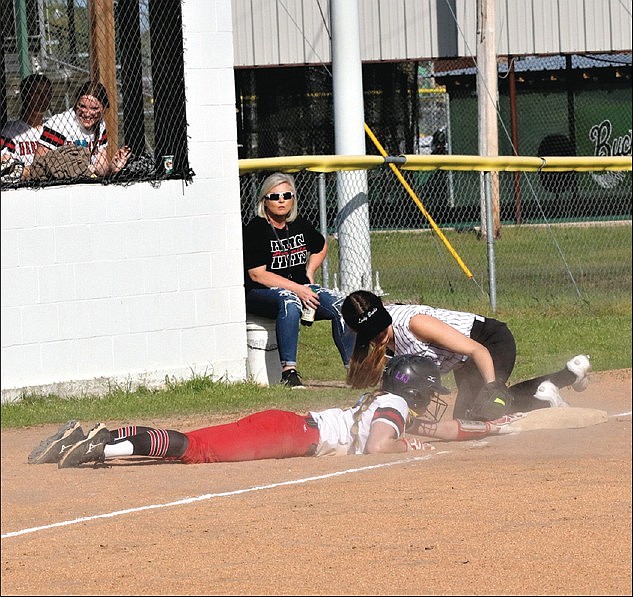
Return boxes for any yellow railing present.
[238,154,632,175]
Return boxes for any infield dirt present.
[1,369,632,596]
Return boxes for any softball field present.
[1,368,631,596]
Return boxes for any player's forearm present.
[365,436,408,454]
[409,418,496,441]
[249,269,304,294]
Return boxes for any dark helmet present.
[381,354,451,421]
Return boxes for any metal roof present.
[232,0,633,68]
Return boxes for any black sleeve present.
[242,218,271,271]
[296,215,326,254]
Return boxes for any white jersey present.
[310,391,409,456]
[1,119,43,166]
[386,303,481,374]
[39,109,107,163]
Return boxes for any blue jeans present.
[245,285,354,369]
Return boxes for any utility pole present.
[477,0,499,312]
[89,0,118,163]
[476,0,500,239]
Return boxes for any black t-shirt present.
[243,215,326,292]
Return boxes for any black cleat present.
[28,421,85,464]
[58,423,111,468]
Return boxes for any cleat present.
[28,421,85,464]
[534,381,569,408]
[566,354,591,392]
[280,368,305,389]
[58,423,111,468]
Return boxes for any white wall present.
[0,0,248,402]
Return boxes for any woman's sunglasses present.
[265,192,295,201]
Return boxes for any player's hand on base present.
[487,412,528,434]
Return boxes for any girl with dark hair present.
[341,290,591,421]
[30,80,130,178]
[1,74,53,171]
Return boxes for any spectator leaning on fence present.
[28,355,525,468]
[341,290,592,421]
[1,74,53,180]
[242,172,355,388]
[26,80,130,179]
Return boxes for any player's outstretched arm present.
[407,413,527,441]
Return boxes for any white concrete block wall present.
[0,0,248,402]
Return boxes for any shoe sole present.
[58,424,109,469]
[28,421,83,464]
[534,384,569,408]
[567,355,591,392]
[572,378,589,392]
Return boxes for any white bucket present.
[246,316,282,386]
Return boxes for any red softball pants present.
[181,409,319,464]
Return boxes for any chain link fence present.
[236,54,632,162]
[2,0,191,188]
[237,53,632,311]
[240,164,632,310]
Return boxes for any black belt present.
[471,316,486,342]
[304,414,318,456]
[305,414,318,429]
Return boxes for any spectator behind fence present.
[26,80,130,180]
[242,172,355,388]
[1,74,53,182]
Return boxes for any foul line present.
[1,450,449,539]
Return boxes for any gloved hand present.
[465,380,515,421]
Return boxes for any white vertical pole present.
[477,0,499,311]
[330,0,372,293]
[317,173,330,288]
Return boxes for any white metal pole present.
[330,0,372,293]
[317,173,330,288]
[477,0,499,311]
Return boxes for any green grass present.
[2,224,631,430]
[325,223,632,309]
[0,376,361,430]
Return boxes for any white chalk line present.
[610,410,632,418]
[1,450,449,540]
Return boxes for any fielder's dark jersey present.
[242,215,325,292]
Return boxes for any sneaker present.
[58,423,111,469]
[533,381,569,408]
[566,354,591,392]
[28,420,85,464]
[281,369,305,389]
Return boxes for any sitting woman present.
[242,172,354,388]
[28,80,129,179]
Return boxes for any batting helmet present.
[381,354,450,421]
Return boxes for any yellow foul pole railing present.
[364,123,474,279]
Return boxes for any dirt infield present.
[2,369,632,596]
